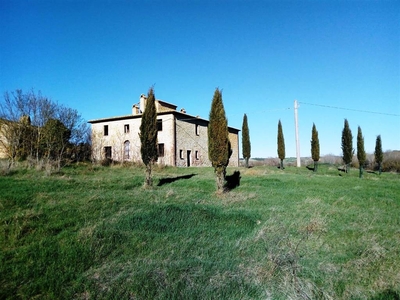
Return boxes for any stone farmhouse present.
[88,94,240,167]
[0,120,9,159]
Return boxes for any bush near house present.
[0,90,90,172]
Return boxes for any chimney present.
[139,94,147,113]
[132,104,140,115]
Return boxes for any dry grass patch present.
[219,191,257,205]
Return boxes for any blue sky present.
[1,0,399,158]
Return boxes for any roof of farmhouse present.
[88,94,239,131]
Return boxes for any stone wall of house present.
[0,122,10,159]
[89,110,240,168]
[175,116,210,167]
[0,145,7,159]
[228,129,240,167]
[174,115,239,167]
[91,118,142,162]
[90,114,175,165]
[156,101,176,113]
[155,114,175,166]
[139,94,177,114]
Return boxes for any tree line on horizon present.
[241,115,384,178]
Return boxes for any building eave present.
[172,111,240,132]
[88,110,175,124]
[88,110,240,132]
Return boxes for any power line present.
[227,107,292,118]
[299,102,400,117]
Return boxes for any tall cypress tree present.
[374,135,383,175]
[208,88,230,192]
[277,120,285,170]
[140,87,158,187]
[242,113,251,168]
[357,126,366,178]
[341,119,353,173]
[311,123,320,172]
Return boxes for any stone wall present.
[155,114,175,165]
[175,116,210,167]
[0,121,10,159]
[174,115,239,167]
[91,117,142,162]
[90,114,175,165]
[228,129,240,167]
[89,111,239,168]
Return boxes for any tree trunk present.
[359,166,363,178]
[378,163,382,175]
[56,158,61,172]
[144,163,153,187]
[7,159,12,171]
[280,159,284,170]
[245,157,249,168]
[215,166,226,193]
[314,161,318,173]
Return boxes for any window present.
[124,124,130,133]
[195,150,199,160]
[124,141,130,159]
[104,125,109,136]
[179,149,183,159]
[104,146,112,159]
[187,150,191,167]
[195,124,200,136]
[157,119,163,131]
[158,143,165,157]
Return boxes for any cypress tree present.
[357,126,366,178]
[140,87,158,187]
[311,123,320,172]
[208,88,230,192]
[341,119,353,173]
[374,135,383,175]
[277,120,285,170]
[242,113,251,168]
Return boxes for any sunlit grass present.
[1,163,399,299]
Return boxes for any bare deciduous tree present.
[0,89,89,170]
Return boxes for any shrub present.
[320,154,342,165]
[382,151,400,172]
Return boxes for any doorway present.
[187,150,191,167]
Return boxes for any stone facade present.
[175,115,209,167]
[0,121,8,159]
[89,95,240,167]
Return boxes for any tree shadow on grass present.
[157,174,197,186]
[224,170,241,191]
[306,165,315,172]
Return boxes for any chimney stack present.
[132,104,140,115]
[139,94,147,113]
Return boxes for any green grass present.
[1,163,399,299]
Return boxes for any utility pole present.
[294,100,301,167]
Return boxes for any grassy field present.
[1,163,399,299]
